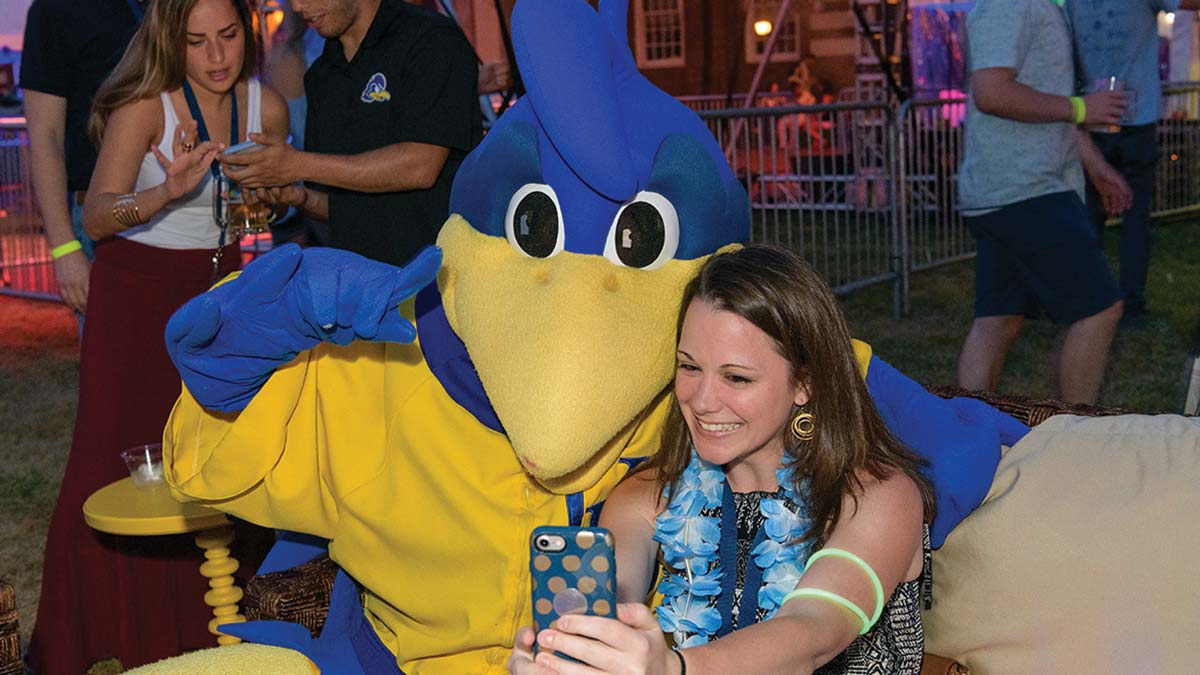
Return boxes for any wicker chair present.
[0,580,21,675]
[243,388,1128,674]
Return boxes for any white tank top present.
[120,79,263,249]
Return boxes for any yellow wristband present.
[50,240,83,260]
[1069,96,1086,125]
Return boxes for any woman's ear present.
[793,380,811,408]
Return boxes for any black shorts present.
[965,190,1120,325]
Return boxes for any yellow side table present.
[83,477,246,645]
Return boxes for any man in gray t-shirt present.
[956,0,1131,405]
[1065,0,1199,320]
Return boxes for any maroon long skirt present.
[26,237,267,673]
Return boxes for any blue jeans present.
[1085,124,1157,312]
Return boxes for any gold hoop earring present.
[791,412,815,442]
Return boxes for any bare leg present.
[1058,300,1123,404]
[958,315,1025,392]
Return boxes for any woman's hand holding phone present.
[508,604,681,675]
[509,527,684,674]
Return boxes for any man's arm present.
[1076,128,1133,215]
[971,67,1125,126]
[221,136,450,194]
[24,89,90,314]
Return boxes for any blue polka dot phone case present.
[530,526,618,657]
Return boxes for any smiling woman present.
[508,245,937,675]
[23,0,287,672]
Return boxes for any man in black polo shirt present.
[20,0,141,317]
[222,0,481,267]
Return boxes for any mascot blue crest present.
[451,0,750,261]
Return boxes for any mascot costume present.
[130,0,1153,672]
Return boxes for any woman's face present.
[184,0,245,95]
[675,299,809,477]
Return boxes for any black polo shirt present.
[304,0,481,267]
[19,0,141,192]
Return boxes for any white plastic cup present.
[121,443,165,488]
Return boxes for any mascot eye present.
[505,183,564,259]
[603,191,679,270]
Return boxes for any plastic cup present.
[1090,77,1127,133]
[121,443,165,488]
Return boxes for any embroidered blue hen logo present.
[360,72,391,103]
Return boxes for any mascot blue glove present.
[165,244,442,412]
[865,356,1029,547]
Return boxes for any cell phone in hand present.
[224,140,264,155]
[530,526,617,658]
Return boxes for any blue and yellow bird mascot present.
[136,0,1024,672]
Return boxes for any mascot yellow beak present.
[438,215,730,493]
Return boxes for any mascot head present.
[437,0,749,491]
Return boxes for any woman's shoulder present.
[107,94,166,138]
[853,469,923,520]
[607,465,666,518]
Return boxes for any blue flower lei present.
[652,450,813,647]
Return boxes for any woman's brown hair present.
[89,0,258,143]
[645,244,935,544]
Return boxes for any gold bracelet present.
[112,192,144,228]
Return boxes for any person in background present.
[19,0,142,323]
[260,5,326,245]
[221,0,482,267]
[1065,0,1200,325]
[956,0,1131,405]
[26,0,287,670]
[508,245,933,675]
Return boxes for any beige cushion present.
[924,414,1200,674]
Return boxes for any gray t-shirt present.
[959,0,1085,213]
[1066,0,1179,126]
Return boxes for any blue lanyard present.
[125,0,144,22]
[715,484,768,638]
[181,80,238,179]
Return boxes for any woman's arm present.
[680,471,925,675]
[259,83,291,142]
[83,96,222,240]
[599,470,663,603]
[523,471,924,675]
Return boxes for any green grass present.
[843,219,1200,411]
[0,298,78,654]
[0,219,1195,657]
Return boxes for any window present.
[634,0,686,68]
[745,0,802,63]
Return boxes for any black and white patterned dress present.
[730,490,927,675]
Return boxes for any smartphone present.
[530,526,617,657]
[224,140,263,155]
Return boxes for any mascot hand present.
[864,356,1030,547]
[165,244,442,412]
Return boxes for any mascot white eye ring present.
[603,191,679,271]
[505,183,565,259]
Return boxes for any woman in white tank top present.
[27,0,288,671]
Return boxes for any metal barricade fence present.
[1157,82,1200,217]
[5,85,1200,312]
[0,120,58,300]
[699,101,903,313]
[894,96,970,315]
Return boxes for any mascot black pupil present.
[614,202,665,268]
[513,191,559,257]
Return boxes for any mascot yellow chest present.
[165,338,668,674]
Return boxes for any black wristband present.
[675,648,687,675]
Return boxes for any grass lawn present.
[844,220,1200,412]
[0,219,1195,656]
